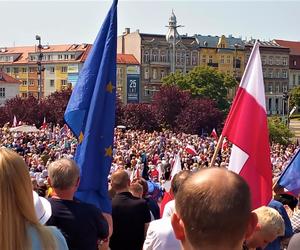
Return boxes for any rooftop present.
[0,71,21,84]
[274,39,300,55]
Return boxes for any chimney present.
[124,28,130,35]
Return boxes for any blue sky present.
[0,0,299,47]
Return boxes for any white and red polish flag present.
[185,145,197,156]
[210,128,218,140]
[221,41,272,209]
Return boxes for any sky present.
[0,0,299,47]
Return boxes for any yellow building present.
[0,44,90,98]
[196,35,245,80]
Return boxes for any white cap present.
[33,191,52,225]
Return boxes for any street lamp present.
[36,35,44,101]
[283,91,290,127]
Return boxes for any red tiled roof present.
[0,71,21,84]
[275,40,300,55]
[117,54,139,65]
[0,44,90,65]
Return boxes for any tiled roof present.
[0,44,90,65]
[274,40,300,55]
[245,40,284,48]
[117,54,139,65]
[195,35,244,49]
[0,71,21,84]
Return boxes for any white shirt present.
[162,200,175,218]
[143,217,181,250]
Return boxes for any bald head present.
[174,168,252,250]
[111,170,130,191]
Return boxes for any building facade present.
[0,45,140,101]
[0,71,20,106]
[275,40,300,91]
[245,40,289,115]
[116,54,140,104]
[117,12,200,102]
[0,44,90,98]
[196,34,245,80]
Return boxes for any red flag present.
[41,117,47,129]
[221,41,272,209]
[210,128,218,140]
[185,145,197,156]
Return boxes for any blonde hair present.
[48,158,79,189]
[0,148,57,250]
[254,206,285,237]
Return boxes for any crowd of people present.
[1,122,300,250]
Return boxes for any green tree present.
[290,86,300,108]
[162,66,237,111]
[268,116,294,145]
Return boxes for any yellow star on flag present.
[78,131,84,144]
[105,145,113,157]
[106,81,115,93]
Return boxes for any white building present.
[0,71,20,106]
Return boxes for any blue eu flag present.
[277,149,300,196]
[64,0,118,213]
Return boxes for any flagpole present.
[210,134,224,167]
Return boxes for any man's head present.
[111,170,130,192]
[171,168,257,250]
[47,158,80,191]
[129,182,143,198]
[246,206,285,249]
[171,170,191,198]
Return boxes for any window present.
[282,70,288,78]
[268,70,273,78]
[29,80,34,86]
[64,54,69,60]
[220,55,224,64]
[293,74,296,86]
[294,60,297,66]
[21,93,28,98]
[61,67,67,73]
[208,56,213,64]
[50,80,55,87]
[152,52,158,62]
[176,52,180,64]
[29,67,35,73]
[6,68,10,73]
[262,56,266,65]
[47,55,53,61]
[152,69,157,79]
[22,80,27,86]
[275,84,280,93]
[0,88,5,98]
[61,80,67,86]
[186,53,190,65]
[143,51,149,63]
[283,84,288,92]
[144,88,151,97]
[22,67,27,73]
[144,68,149,80]
[58,54,63,60]
[268,84,273,93]
[160,70,165,79]
[192,53,197,65]
[269,56,273,65]
[202,58,206,64]
[70,54,75,60]
[275,57,280,65]
[283,57,288,66]
[30,55,36,61]
[226,55,231,64]
[13,68,19,74]
[49,67,55,73]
